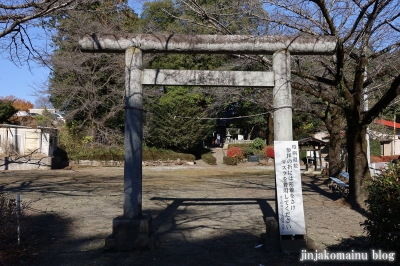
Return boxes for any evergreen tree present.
[0,100,17,124]
[145,87,215,151]
[141,0,270,149]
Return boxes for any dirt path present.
[0,165,370,265]
[210,147,225,165]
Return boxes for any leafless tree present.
[170,0,400,205]
[47,1,140,145]
[34,95,53,108]
[0,0,90,64]
[258,0,400,205]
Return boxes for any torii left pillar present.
[105,47,156,251]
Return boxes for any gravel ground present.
[0,163,389,266]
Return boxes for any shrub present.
[201,153,217,165]
[242,147,254,157]
[264,146,275,158]
[223,156,238,165]
[362,164,400,252]
[250,138,265,150]
[227,147,244,160]
[142,146,195,161]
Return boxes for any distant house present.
[374,119,400,156]
[0,124,58,157]
[29,108,57,115]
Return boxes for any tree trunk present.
[327,107,343,177]
[247,126,255,140]
[346,123,371,207]
[267,113,274,145]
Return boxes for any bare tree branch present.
[0,0,88,64]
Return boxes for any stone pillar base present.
[104,214,158,251]
[264,217,280,252]
[264,217,316,253]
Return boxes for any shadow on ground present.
[13,197,309,266]
[0,168,373,266]
[17,212,388,266]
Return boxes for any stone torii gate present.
[79,34,337,251]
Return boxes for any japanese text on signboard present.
[275,141,306,235]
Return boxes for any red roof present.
[375,119,400,129]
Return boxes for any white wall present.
[0,127,58,156]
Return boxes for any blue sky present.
[0,1,143,107]
[0,57,49,105]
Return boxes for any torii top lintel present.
[79,33,337,55]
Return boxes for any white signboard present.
[274,141,306,235]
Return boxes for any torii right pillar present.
[273,50,292,141]
[272,50,314,253]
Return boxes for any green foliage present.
[225,98,269,139]
[145,87,215,152]
[194,147,216,164]
[0,100,17,123]
[250,137,265,150]
[142,146,195,161]
[223,156,238,165]
[201,153,217,165]
[82,146,124,161]
[141,0,271,147]
[300,149,307,160]
[369,139,381,156]
[293,112,324,139]
[242,147,254,157]
[362,164,400,252]
[141,0,180,33]
[141,0,267,35]
[149,53,230,71]
[56,125,120,161]
[57,125,83,160]
[36,109,55,127]
[56,126,195,161]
